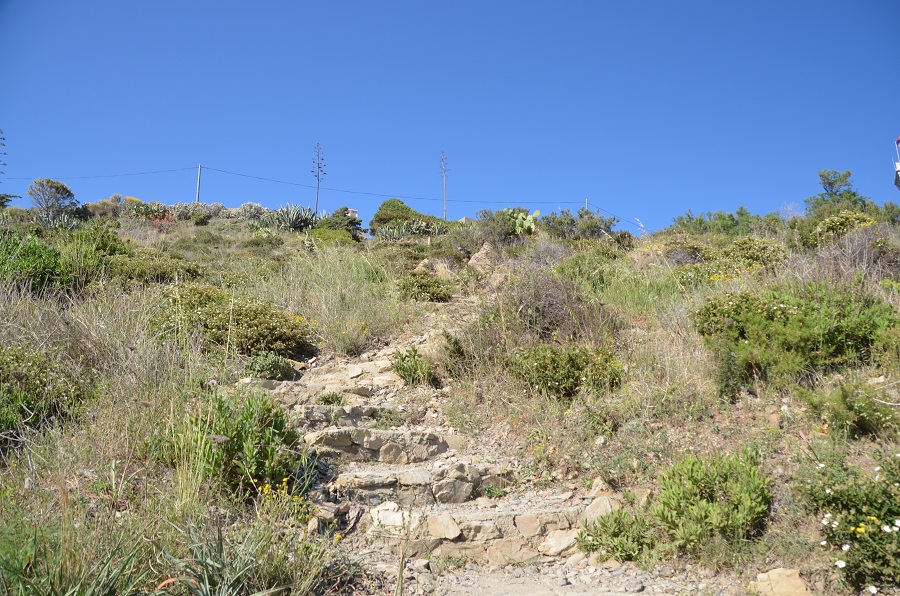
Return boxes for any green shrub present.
[814,210,876,246]
[192,213,210,226]
[797,450,900,590]
[243,352,295,381]
[392,346,437,386]
[158,282,311,357]
[577,508,657,561]
[798,383,899,438]
[369,199,439,235]
[652,450,772,551]
[398,271,452,302]
[316,206,363,239]
[104,251,202,284]
[0,346,92,444]
[554,246,618,295]
[694,285,898,394]
[166,391,308,497]
[310,227,355,246]
[720,236,785,269]
[512,344,623,400]
[0,234,66,291]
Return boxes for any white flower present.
[867,587,878,594]
[894,520,900,527]
[884,525,893,533]
[817,463,826,469]
[835,560,846,568]
[874,466,881,472]
[842,544,850,551]
[825,489,832,494]
[820,540,827,546]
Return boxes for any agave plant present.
[273,204,317,232]
[377,221,408,242]
[37,212,79,231]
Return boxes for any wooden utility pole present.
[439,150,448,221]
[195,164,202,203]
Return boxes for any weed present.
[243,352,295,381]
[398,271,452,302]
[392,346,438,387]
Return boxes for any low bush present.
[554,245,619,296]
[815,210,876,246]
[0,234,65,291]
[577,508,657,562]
[163,391,309,497]
[243,351,295,381]
[104,251,202,285]
[0,345,92,445]
[694,284,898,395]
[392,346,437,387]
[652,450,772,551]
[310,227,356,246]
[398,271,452,302]
[157,282,311,357]
[512,344,622,400]
[798,383,899,439]
[797,450,900,590]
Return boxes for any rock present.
[537,529,579,557]
[346,366,364,379]
[579,495,622,524]
[468,243,500,273]
[458,519,503,541]
[485,539,540,566]
[623,579,645,593]
[432,478,475,504]
[514,514,542,538]
[587,476,611,496]
[397,468,432,486]
[748,568,810,595]
[306,517,320,539]
[369,501,422,535]
[412,558,431,573]
[427,513,462,540]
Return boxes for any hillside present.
[1,182,899,595]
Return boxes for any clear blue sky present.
[2,1,898,231]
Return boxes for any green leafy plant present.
[651,450,771,552]
[243,352,295,381]
[158,282,311,357]
[273,204,317,232]
[164,391,310,497]
[798,383,899,438]
[577,508,657,561]
[0,233,66,291]
[398,271,452,302]
[512,344,622,400]
[104,251,202,285]
[0,345,92,445]
[814,210,875,246]
[392,346,437,386]
[796,449,900,590]
[694,284,898,395]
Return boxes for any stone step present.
[304,428,450,464]
[289,403,383,430]
[332,460,516,507]
[362,493,623,566]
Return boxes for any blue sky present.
[1,1,898,232]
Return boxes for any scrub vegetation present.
[0,169,898,593]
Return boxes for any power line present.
[5,167,196,180]
[205,165,581,206]
[587,200,645,231]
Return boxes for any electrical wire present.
[5,167,196,180]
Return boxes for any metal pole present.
[195,164,202,203]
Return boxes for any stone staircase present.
[245,352,625,571]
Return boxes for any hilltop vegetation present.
[0,171,899,594]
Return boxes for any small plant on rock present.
[243,351,295,381]
[392,346,437,386]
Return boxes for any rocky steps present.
[240,291,809,595]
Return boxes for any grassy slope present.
[0,207,898,593]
